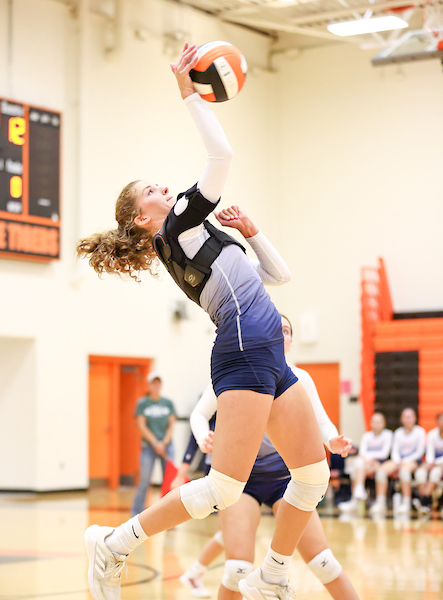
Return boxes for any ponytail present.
[76,180,159,281]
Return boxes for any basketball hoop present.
[423,0,443,49]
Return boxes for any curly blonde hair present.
[76,181,159,281]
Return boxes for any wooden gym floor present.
[0,487,442,600]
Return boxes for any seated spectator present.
[413,412,443,516]
[369,407,426,516]
[338,412,392,513]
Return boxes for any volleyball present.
[190,41,247,103]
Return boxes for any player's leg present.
[239,381,329,600]
[397,461,419,514]
[295,509,360,600]
[265,380,327,555]
[338,457,370,513]
[413,464,440,515]
[370,460,398,515]
[217,494,261,600]
[180,526,224,598]
[351,456,370,500]
[85,389,271,600]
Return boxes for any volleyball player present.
[178,315,359,600]
[79,43,330,600]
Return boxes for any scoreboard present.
[0,98,61,262]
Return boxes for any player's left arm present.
[215,205,291,284]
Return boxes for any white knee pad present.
[307,549,342,585]
[283,459,330,512]
[180,469,246,519]
[414,466,428,485]
[375,469,388,483]
[399,468,412,483]
[430,466,443,485]
[213,530,224,546]
[222,560,254,592]
[352,456,365,474]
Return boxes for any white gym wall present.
[0,0,441,490]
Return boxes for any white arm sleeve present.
[190,382,217,450]
[184,93,233,203]
[246,230,291,285]
[293,367,338,452]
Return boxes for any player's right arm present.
[170,43,233,215]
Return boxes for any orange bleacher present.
[360,259,443,432]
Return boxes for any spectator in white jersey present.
[370,407,426,516]
[413,412,443,515]
[338,412,392,513]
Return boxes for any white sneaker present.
[354,486,368,501]
[412,499,431,517]
[369,500,386,516]
[238,568,296,600]
[396,500,411,515]
[84,524,128,600]
[338,498,358,513]
[180,569,211,598]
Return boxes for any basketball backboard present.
[372,29,443,65]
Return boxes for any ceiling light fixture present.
[327,16,408,36]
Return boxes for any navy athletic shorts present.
[211,342,298,398]
[243,452,290,508]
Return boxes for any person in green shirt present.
[132,373,177,516]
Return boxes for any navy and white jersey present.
[358,429,393,461]
[160,93,290,353]
[425,427,443,465]
[166,195,285,352]
[391,425,426,463]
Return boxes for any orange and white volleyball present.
[190,41,247,103]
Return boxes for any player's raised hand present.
[170,42,198,99]
[214,205,259,238]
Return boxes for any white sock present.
[354,484,365,497]
[105,515,148,555]
[376,495,386,504]
[188,560,207,576]
[261,548,291,584]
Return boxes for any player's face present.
[281,316,292,354]
[149,378,162,398]
[401,408,416,430]
[371,413,385,434]
[134,181,175,229]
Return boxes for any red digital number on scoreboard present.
[0,98,61,262]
